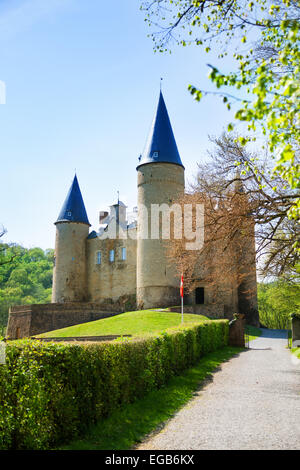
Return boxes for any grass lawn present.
[58,346,243,450]
[292,347,300,359]
[246,325,262,342]
[39,310,210,338]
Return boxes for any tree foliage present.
[258,280,300,328]
[0,242,54,334]
[141,0,300,218]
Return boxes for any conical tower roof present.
[55,175,90,225]
[137,91,184,169]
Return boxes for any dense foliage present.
[258,280,300,328]
[0,245,54,334]
[0,320,228,449]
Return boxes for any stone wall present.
[168,304,225,318]
[6,302,122,339]
[52,222,89,303]
[136,162,185,309]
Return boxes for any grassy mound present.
[38,310,210,338]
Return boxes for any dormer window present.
[67,211,72,217]
[152,151,159,159]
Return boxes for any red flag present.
[180,274,184,298]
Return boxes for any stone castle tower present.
[6,90,259,340]
[136,91,185,309]
[50,90,258,322]
[6,90,260,340]
[52,175,90,303]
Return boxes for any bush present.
[0,320,228,449]
[258,281,299,329]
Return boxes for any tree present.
[258,280,300,328]
[141,0,300,219]
[167,133,299,294]
[0,241,54,335]
[0,226,20,266]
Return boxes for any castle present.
[7,91,259,339]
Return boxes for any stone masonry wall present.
[6,302,122,339]
[86,231,137,305]
[136,162,185,309]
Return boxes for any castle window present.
[109,249,115,262]
[195,287,205,305]
[121,247,126,261]
[152,151,159,159]
[96,251,101,265]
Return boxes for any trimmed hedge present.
[0,320,228,449]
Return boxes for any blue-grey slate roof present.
[137,91,184,169]
[87,230,97,239]
[56,175,90,225]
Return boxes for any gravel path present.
[136,329,300,450]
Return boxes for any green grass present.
[58,346,243,450]
[39,310,210,338]
[292,347,300,359]
[246,325,262,342]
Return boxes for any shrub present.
[0,320,228,449]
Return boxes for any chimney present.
[99,211,108,223]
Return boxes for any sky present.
[0,0,242,250]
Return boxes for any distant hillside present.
[0,245,54,334]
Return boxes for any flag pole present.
[181,294,184,324]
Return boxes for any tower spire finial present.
[160,77,163,91]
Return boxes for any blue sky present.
[0,0,241,250]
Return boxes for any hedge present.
[0,319,229,449]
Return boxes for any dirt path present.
[136,329,300,450]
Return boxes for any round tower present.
[52,175,90,303]
[137,91,185,309]
[233,173,259,327]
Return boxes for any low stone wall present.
[168,304,225,318]
[6,302,122,340]
[30,335,132,342]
